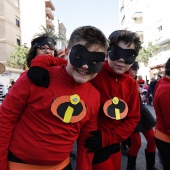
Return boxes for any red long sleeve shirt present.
[0,65,100,170]
[91,62,140,147]
[154,76,170,135]
[30,55,141,146]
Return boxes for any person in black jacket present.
[126,62,158,170]
[148,77,157,105]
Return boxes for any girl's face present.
[108,41,135,75]
[36,45,55,56]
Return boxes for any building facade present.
[58,21,67,51]
[119,0,143,43]
[119,0,170,81]
[0,0,21,63]
[143,0,170,79]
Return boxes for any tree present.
[137,41,160,65]
[34,25,64,42]
[7,45,29,69]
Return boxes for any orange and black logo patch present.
[103,97,128,120]
[51,94,86,123]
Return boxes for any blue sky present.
[51,0,120,39]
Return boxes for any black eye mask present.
[33,37,56,48]
[69,44,105,73]
[108,45,137,64]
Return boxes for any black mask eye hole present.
[110,50,119,56]
[132,53,137,57]
[91,59,98,64]
[126,54,133,57]
[126,53,136,58]
[75,54,81,59]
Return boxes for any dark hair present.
[54,49,58,57]
[26,34,57,68]
[108,30,142,55]
[165,58,170,76]
[67,26,108,53]
[11,81,15,85]
[130,61,139,71]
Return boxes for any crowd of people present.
[131,74,162,106]
[0,26,169,170]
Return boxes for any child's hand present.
[27,67,50,88]
[84,130,102,152]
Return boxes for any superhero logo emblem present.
[103,97,128,120]
[51,94,86,123]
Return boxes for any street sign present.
[0,63,6,74]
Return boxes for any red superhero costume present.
[28,55,141,170]
[0,65,100,170]
[154,76,170,170]
[90,62,140,170]
[154,76,170,139]
[91,61,140,145]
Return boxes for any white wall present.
[143,0,170,44]
[20,0,46,47]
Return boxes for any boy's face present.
[66,40,105,84]
[108,41,135,75]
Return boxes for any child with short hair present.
[0,26,108,170]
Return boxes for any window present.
[157,25,162,32]
[16,18,20,27]
[16,36,21,46]
[121,15,125,25]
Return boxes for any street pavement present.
[71,105,163,170]
[121,105,163,170]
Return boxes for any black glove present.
[85,130,102,152]
[27,67,50,88]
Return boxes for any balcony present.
[45,0,55,11]
[156,29,170,45]
[131,12,143,19]
[46,19,54,28]
[157,38,170,46]
[46,7,54,20]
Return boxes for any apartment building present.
[119,0,170,80]
[0,0,21,64]
[120,0,143,42]
[143,0,170,78]
[0,0,22,84]
[0,0,64,85]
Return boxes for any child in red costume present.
[154,57,170,170]
[0,26,108,170]
[26,34,58,68]
[27,30,141,170]
[127,62,157,170]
